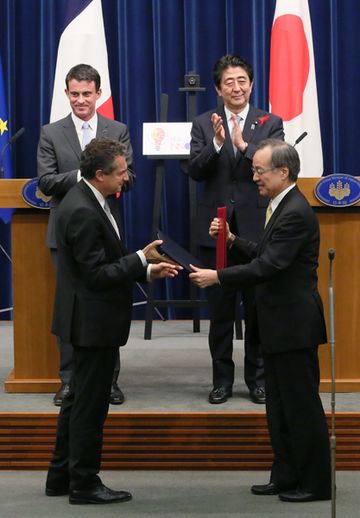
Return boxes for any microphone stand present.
[0,127,25,178]
[328,248,336,518]
[0,128,24,315]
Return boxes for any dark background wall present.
[0,0,358,317]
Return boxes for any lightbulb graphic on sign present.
[151,127,165,151]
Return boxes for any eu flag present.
[0,55,13,223]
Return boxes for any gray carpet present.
[1,470,358,517]
[0,320,359,412]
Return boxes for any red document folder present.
[216,206,227,269]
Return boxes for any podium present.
[298,178,360,391]
[1,178,360,393]
[0,179,59,392]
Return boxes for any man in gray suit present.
[37,64,133,406]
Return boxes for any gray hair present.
[256,139,300,181]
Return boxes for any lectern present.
[0,179,59,392]
[1,177,360,392]
[298,178,360,391]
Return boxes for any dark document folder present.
[157,230,204,272]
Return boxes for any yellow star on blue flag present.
[0,55,14,223]
[0,117,8,135]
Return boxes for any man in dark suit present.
[188,55,284,405]
[190,139,331,502]
[37,64,133,406]
[45,138,179,505]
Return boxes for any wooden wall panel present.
[0,412,359,470]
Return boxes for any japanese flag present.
[269,0,323,177]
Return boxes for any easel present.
[144,74,207,339]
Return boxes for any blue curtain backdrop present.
[0,0,359,318]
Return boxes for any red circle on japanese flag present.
[269,14,310,121]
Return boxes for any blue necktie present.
[81,122,93,150]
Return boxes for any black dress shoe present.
[249,387,266,404]
[45,486,69,497]
[279,489,330,502]
[208,386,232,404]
[251,482,280,495]
[69,484,132,505]
[110,383,125,405]
[53,383,71,406]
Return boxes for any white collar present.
[71,112,98,132]
[270,183,296,213]
[224,103,250,122]
[82,177,107,210]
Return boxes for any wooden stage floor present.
[1,321,359,470]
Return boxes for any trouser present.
[264,346,331,497]
[46,345,118,490]
[51,248,120,385]
[200,246,264,390]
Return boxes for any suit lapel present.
[243,105,261,144]
[259,186,300,245]
[78,181,125,253]
[61,114,111,157]
[96,114,109,139]
[62,114,82,160]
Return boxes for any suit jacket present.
[52,180,146,348]
[218,186,327,354]
[37,113,134,248]
[188,104,284,247]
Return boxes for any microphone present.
[0,127,25,178]
[293,131,308,147]
[328,248,335,261]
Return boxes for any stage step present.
[0,412,359,470]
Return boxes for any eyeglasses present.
[251,166,277,177]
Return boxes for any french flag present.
[269,0,323,177]
[50,0,114,122]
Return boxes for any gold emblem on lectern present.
[315,174,360,207]
[35,187,52,203]
[328,180,350,201]
[22,178,52,209]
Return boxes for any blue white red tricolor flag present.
[50,0,114,122]
[269,0,323,177]
[0,55,13,224]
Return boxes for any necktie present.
[264,203,273,228]
[81,122,93,150]
[104,201,120,239]
[231,113,242,156]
